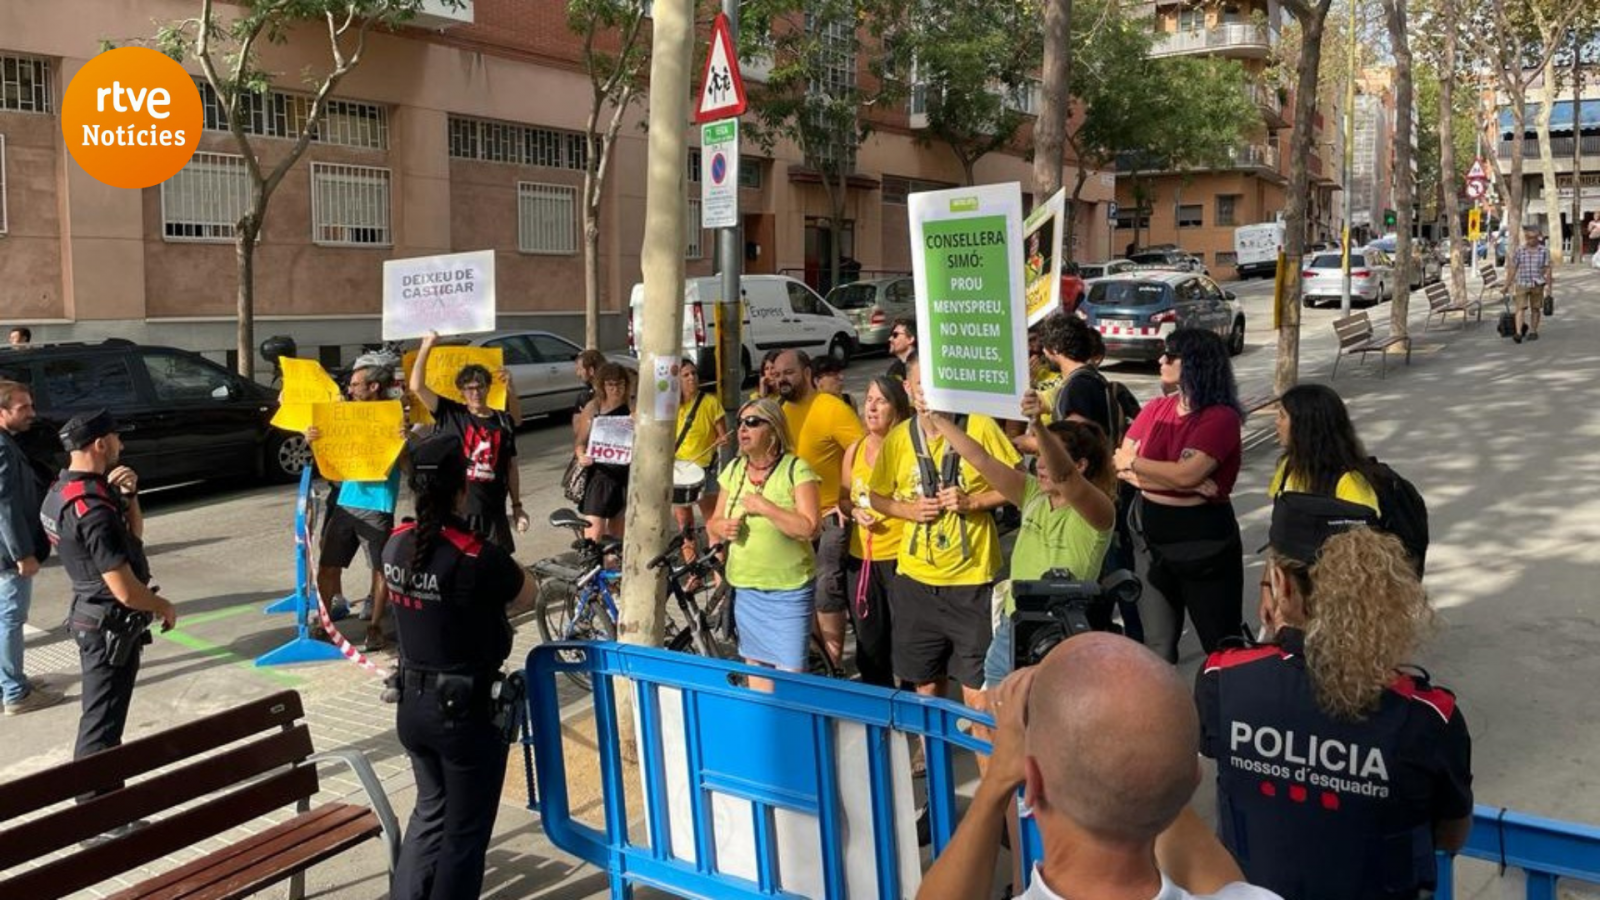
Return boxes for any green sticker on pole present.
[908,182,1029,420]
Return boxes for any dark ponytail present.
[407,438,467,571]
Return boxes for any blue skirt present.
[734,586,815,671]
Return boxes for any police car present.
[1078,270,1246,362]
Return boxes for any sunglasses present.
[738,416,770,429]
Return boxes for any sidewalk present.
[10,262,1600,898]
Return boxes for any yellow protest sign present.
[310,400,405,482]
[402,346,507,411]
[270,357,343,433]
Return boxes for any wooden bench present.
[0,690,398,900]
[1331,311,1411,379]
[1423,281,1481,331]
[1476,262,1502,308]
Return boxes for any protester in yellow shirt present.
[774,350,864,670]
[839,375,912,688]
[869,356,1020,712]
[1268,384,1380,513]
[673,359,727,535]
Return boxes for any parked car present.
[1300,250,1394,307]
[0,339,301,487]
[628,275,859,385]
[826,276,915,351]
[1128,248,1209,276]
[1366,235,1442,289]
[1078,271,1245,362]
[1077,259,1137,281]
[445,331,635,422]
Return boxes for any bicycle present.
[531,508,622,692]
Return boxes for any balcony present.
[1496,134,1600,163]
[1150,23,1274,60]
[1228,143,1280,171]
[1248,81,1286,126]
[1112,143,1282,178]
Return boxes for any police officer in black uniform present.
[383,433,534,900]
[41,410,178,779]
[1196,493,1472,900]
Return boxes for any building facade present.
[0,0,1111,368]
[1112,0,1341,279]
[1494,70,1600,255]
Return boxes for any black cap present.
[1265,492,1375,565]
[410,433,463,473]
[59,409,118,451]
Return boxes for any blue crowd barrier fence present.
[522,642,1600,900]
[256,466,343,667]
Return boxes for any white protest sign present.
[1022,188,1067,326]
[908,183,1030,422]
[587,414,636,465]
[382,249,496,340]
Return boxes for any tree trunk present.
[583,195,602,349]
[619,0,694,653]
[1273,0,1331,396]
[235,222,259,380]
[1032,0,1070,200]
[1571,40,1585,264]
[1438,0,1466,304]
[1505,96,1526,248]
[1382,0,1414,338]
[1535,54,1561,254]
[1065,164,1089,262]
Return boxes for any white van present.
[1233,222,1285,279]
[627,275,858,384]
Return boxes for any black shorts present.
[580,465,628,519]
[320,505,393,571]
[889,573,993,689]
[813,515,849,613]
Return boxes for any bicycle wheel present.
[667,622,736,660]
[535,580,616,692]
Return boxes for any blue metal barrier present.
[524,642,1600,900]
[256,466,343,667]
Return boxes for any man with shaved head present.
[918,634,1281,900]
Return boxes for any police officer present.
[1195,493,1472,900]
[383,433,534,900]
[42,410,177,777]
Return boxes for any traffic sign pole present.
[708,5,744,418]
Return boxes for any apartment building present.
[0,0,1112,366]
[1112,0,1341,279]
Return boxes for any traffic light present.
[1383,208,1397,228]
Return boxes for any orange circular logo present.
[60,47,202,189]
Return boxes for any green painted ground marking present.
[172,602,260,628]
[156,627,304,687]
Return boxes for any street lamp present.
[1340,0,1356,318]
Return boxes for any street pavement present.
[4,263,1599,897]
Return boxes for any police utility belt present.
[70,598,154,668]
[398,666,525,742]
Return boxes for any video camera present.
[1011,568,1143,670]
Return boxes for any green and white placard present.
[907,182,1029,421]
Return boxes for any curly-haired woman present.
[1194,492,1471,900]
[1113,328,1245,660]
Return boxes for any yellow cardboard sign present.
[310,400,405,482]
[270,357,343,433]
[401,346,507,411]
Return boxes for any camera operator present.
[1195,493,1471,900]
[918,635,1280,900]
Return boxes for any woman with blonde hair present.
[707,398,821,680]
[1195,493,1472,900]
[574,363,633,541]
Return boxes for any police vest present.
[40,474,150,605]
[1205,635,1459,900]
[381,521,512,674]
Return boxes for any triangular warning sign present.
[1466,158,1486,181]
[695,13,747,124]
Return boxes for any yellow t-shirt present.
[718,455,820,590]
[869,414,1021,585]
[784,392,864,512]
[674,391,723,468]
[846,438,904,561]
[1268,458,1380,513]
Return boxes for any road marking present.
[156,628,304,686]
[172,602,260,628]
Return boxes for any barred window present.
[688,147,701,184]
[311,162,392,246]
[196,80,387,149]
[518,182,578,255]
[0,54,51,114]
[0,135,8,235]
[686,198,703,260]
[1215,194,1240,227]
[448,115,588,171]
[1215,251,1239,267]
[162,152,251,242]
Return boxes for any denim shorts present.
[983,613,1014,690]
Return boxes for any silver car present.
[825,277,916,350]
[1078,259,1137,280]
[1300,250,1394,307]
[451,331,636,422]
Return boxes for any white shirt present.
[1014,865,1283,900]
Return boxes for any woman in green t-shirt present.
[707,398,821,683]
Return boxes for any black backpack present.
[1368,458,1429,577]
[1054,367,1142,446]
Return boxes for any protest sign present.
[907,183,1029,422]
[586,414,635,465]
[400,346,508,411]
[383,249,496,340]
[1023,188,1067,325]
[310,400,405,482]
[270,357,343,433]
